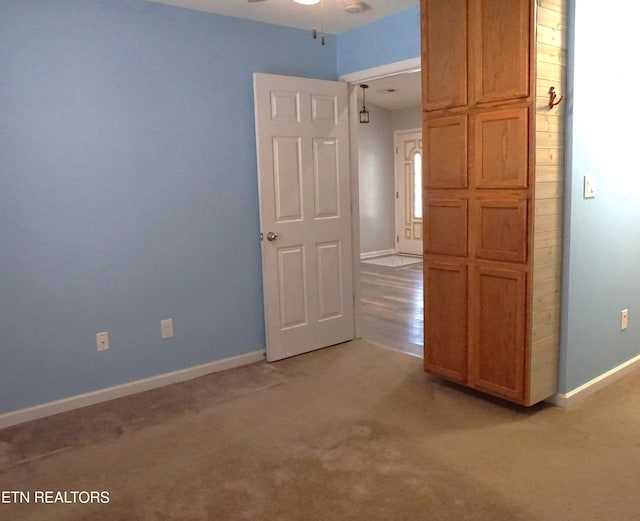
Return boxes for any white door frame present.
[340,57,422,340]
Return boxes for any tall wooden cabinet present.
[421,0,566,405]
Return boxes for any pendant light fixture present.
[359,84,370,124]
[302,0,324,45]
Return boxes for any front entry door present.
[395,130,423,256]
[253,73,354,362]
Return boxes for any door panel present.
[270,91,301,121]
[311,95,338,122]
[470,266,526,401]
[424,115,468,189]
[317,242,344,320]
[470,0,530,103]
[254,73,354,362]
[424,261,468,382]
[422,0,468,111]
[313,138,339,218]
[475,198,528,263]
[273,137,303,221]
[424,199,468,257]
[474,107,529,189]
[278,246,307,329]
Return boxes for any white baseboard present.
[360,249,396,260]
[0,350,266,430]
[546,353,640,408]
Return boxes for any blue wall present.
[6,0,629,412]
[560,0,640,393]
[336,6,420,77]
[0,0,336,414]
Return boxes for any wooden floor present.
[360,260,423,358]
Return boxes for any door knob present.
[266,232,278,242]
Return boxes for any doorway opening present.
[342,60,424,358]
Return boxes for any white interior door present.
[395,129,423,256]
[254,72,354,362]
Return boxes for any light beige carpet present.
[1,339,639,520]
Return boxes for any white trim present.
[0,350,265,430]
[546,353,640,408]
[349,84,363,341]
[395,127,422,136]
[360,249,397,260]
[339,57,421,84]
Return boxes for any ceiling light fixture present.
[359,84,369,124]
[295,0,320,4]
[344,0,366,13]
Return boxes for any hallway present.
[360,256,423,357]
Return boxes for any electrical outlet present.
[96,331,109,351]
[161,318,174,339]
[621,309,629,331]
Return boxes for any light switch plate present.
[584,175,596,198]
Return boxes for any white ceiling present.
[361,70,421,111]
[144,0,419,34]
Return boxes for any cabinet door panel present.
[422,0,468,111]
[475,198,528,263]
[470,266,526,401]
[471,0,530,103]
[424,262,468,382]
[425,199,468,256]
[474,107,529,189]
[424,115,468,188]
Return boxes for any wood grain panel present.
[537,43,567,65]
[422,0,467,111]
[535,148,563,166]
[534,213,561,233]
[534,0,566,396]
[475,199,528,263]
[537,62,566,81]
[535,114,564,133]
[535,197,562,216]
[535,165,563,183]
[425,262,467,382]
[531,6,564,401]
[535,181,563,199]
[537,6,567,29]
[533,230,561,249]
[534,243,562,265]
[536,131,563,148]
[538,0,567,12]
[470,266,526,401]
[537,26,565,48]
[470,0,530,103]
[425,199,468,256]
[424,115,468,188]
[420,0,567,406]
[474,107,529,188]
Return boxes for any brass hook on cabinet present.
[548,86,563,109]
